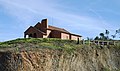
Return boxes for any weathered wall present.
[51,30,61,38]
[0,47,120,71]
[70,35,79,40]
[43,30,51,38]
[24,27,43,38]
[61,33,70,40]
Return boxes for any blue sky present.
[0,0,120,41]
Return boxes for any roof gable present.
[24,26,46,35]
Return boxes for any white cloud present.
[0,0,117,39]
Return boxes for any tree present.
[94,36,99,40]
[115,29,120,38]
[99,33,104,40]
[105,30,109,39]
[87,37,93,41]
[86,37,90,40]
[111,35,116,39]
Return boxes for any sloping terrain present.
[0,38,120,71]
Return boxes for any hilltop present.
[0,38,120,71]
[0,38,82,52]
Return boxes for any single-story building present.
[24,19,82,40]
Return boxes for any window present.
[29,34,32,38]
[34,33,37,38]
[66,36,69,39]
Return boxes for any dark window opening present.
[29,34,32,38]
[66,36,69,39]
[48,33,52,38]
[77,38,80,44]
[34,33,37,38]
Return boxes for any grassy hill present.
[0,38,120,53]
[0,38,84,53]
[0,38,120,71]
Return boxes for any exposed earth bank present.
[0,46,120,71]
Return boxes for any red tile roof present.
[47,25,81,37]
[48,25,70,33]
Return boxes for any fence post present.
[98,41,99,45]
[77,38,80,44]
[82,40,84,45]
[113,41,115,45]
[88,40,90,45]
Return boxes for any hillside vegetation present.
[0,38,83,52]
[0,38,119,51]
[0,38,120,71]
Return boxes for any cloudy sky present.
[0,0,120,41]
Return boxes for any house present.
[24,19,82,40]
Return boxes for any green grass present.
[0,38,120,53]
[103,68,110,71]
[0,38,82,53]
[103,68,120,71]
[0,38,75,44]
[1,38,69,45]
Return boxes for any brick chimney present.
[41,19,48,28]
[41,19,48,33]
